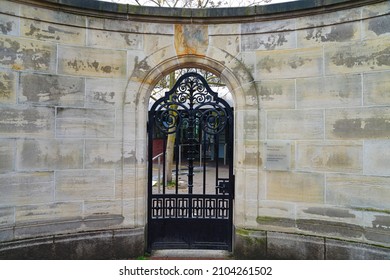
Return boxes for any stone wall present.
[0,0,389,259]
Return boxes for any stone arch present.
[123,46,260,228]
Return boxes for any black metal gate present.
[147,72,234,251]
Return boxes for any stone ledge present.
[0,227,144,259]
[235,228,390,260]
[16,0,387,23]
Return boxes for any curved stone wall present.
[0,0,389,259]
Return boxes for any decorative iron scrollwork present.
[150,72,230,136]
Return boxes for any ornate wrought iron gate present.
[147,72,234,251]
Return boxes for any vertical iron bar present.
[215,133,219,189]
[175,129,180,194]
[162,136,167,195]
[203,132,207,195]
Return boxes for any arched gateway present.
[147,72,234,250]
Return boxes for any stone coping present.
[19,0,386,22]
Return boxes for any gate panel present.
[147,72,234,251]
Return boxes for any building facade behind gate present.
[0,0,390,259]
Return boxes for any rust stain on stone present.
[174,24,208,56]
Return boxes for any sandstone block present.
[236,110,259,141]
[267,110,324,140]
[362,14,390,40]
[267,171,324,203]
[362,1,390,18]
[364,140,390,176]
[242,18,295,34]
[297,22,360,48]
[257,79,295,109]
[55,170,115,201]
[326,107,390,139]
[174,24,208,56]
[296,74,362,108]
[21,19,85,45]
[83,200,122,218]
[0,13,18,36]
[0,207,14,227]
[363,71,390,106]
[56,107,115,138]
[0,172,54,206]
[20,5,86,27]
[326,239,390,260]
[0,106,54,138]
[267,232,324,260]
[326,174,390,209]
[58,46,126,78]
[85,140,136,169]
[88,29,142,50]
[20,73,85,106]
[85,78,126,108]
[325,39,390,75]
[297,141,363,173]
[16,139,83,171]
[15,202,82,224]
[210,34,240,57]
[0,139,14,173]
[296,8,361,29]
[256,47,323,80]
[242,31,296,51]
[0,35,56,71]
[0,69,16,104]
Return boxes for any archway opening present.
[146,68,235,251]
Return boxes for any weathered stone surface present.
[174,24,208,56]
[210,34,240,57]
[297,219,363,239]
[88,29,142,50]
[326,174,390,209]
[242,31,296,51]
[58,46,126,77]
[234,228,267,259]
[363,71,390,106]
[0,13,18,36]
[267,172,324,203]
[267,110,324,140]
[56,107,115,138]
[364,140,390,176]
[325,39,390,75]
[55,170,115,201]
[297,141,363,173]
[83,200,122,218]
[0,172,54,206]
[298,22,360,47]
[85,140,136,169]
[257,79,295,109]
[296,74,362,108]
[242,18,295,34]
[88,17,142,33]
[0,236,55,260]
[85,78,125,108]
[326,107,390,139]
[257,200,296,221]
[362,1,390,18]
[0,106,54,137]
[0,69,16,104]
[0,1,19,36]
[20,5,85,28]
[296,8,361,29]
[363,14,390,39]
[0,35,56,71]
[19,73,85,106]
[236,110,259,141]
[267,232,325,260]
[256,47,323,80]
[326,239,390,260]
[0,139,14,173]
[113,228,145,259]
[0,207,14,227]
[21,19,85,45]
[54,231,113,260]
[16,139,83,171]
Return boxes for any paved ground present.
[150,249,232,260]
